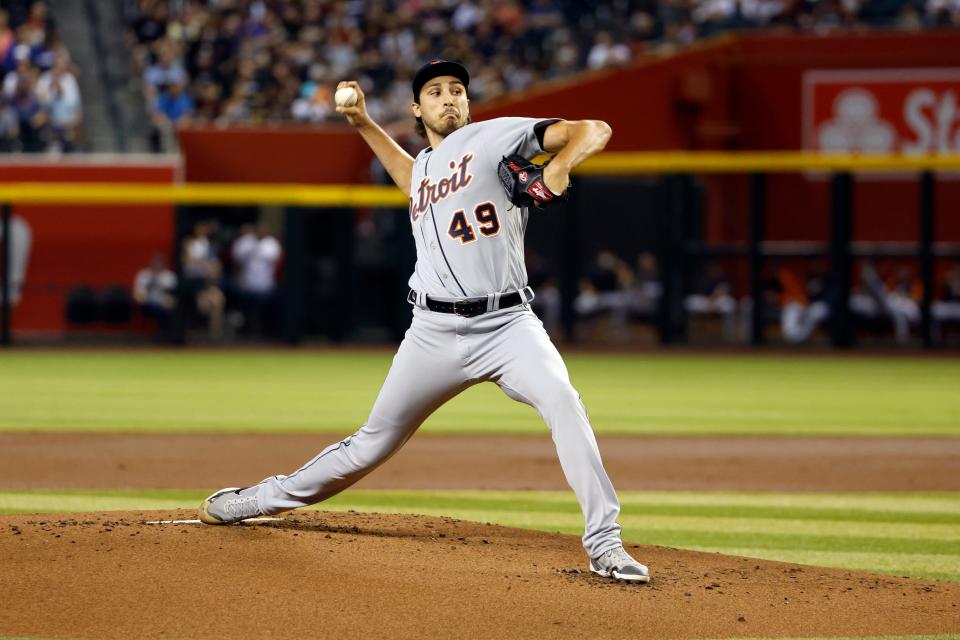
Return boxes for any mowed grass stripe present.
[1,489,958,582]
[1,352,958,435]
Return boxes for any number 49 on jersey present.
[448,202,500,244]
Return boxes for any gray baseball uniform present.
[256,117,624,558]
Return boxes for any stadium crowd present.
[126,0,960,146]
[0,1,81,153]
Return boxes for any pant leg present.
[468,308,622,558]
[258,308,470,514]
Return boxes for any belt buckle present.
[453,300,483,317]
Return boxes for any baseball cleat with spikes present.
[198,486,263,525]
[589,545,651,583]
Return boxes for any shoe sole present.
[198,487,242,525]
[589,564,651,583]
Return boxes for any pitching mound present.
[2,511,957,640]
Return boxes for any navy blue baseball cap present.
[411,59,470,102]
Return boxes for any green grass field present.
[1,351,958,435]
[2,489,958,583]
[2,350,958,640]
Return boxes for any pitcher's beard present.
[426,113,469,137]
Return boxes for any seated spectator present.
[526,250,561,332]
[35,50,80,152]
[685,261,739,341]
[850,260,919,344]
[932,262,960,341]
[133,253,177,338]
[575,250,635,340]
[779,265,831,344]
[627,251,662,320]
[150,79,193,152]
[232,222,282,337]
[7,56,48,153]
[182,220,225,341]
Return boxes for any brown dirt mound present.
[1,511,957,640]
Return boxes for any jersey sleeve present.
[485,117,562,160]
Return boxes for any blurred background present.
[2,0,960,350]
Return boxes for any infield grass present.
[2,489,958,583]
[0,351,958,435]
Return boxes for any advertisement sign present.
[803,69,960,154]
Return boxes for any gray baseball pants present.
[256,304,624,558]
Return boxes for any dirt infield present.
[2,510,958,640]
[2,433,959,491]
[3,434,959,639]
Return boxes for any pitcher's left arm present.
[540,120,613,196]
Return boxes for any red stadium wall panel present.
[177,126,373,183]
[3,157,178,334]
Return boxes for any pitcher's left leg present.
[481,310,623,558]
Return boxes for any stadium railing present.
[3,151,960,348]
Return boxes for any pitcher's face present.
[413,76,470,137]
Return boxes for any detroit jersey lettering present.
[407,117,555,299]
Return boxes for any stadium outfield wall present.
[0,155,179,334]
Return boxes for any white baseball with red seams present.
[249,116,627,561]
[334,87,358,107]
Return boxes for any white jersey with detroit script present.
[407,116,557,299]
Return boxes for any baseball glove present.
[497,154,567,209]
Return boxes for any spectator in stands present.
[232,222,282,337]
[586,31,632,70]
[36,49,80,152]
[133,253,177,338]
[182,220,226,341]
[123,0,960,135]
[685,261,739,341]
[142,38,188,105]
[0,3,78,153]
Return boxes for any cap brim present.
[413,61,470,101]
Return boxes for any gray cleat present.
[589,546,651,583]
[198,486,263,525]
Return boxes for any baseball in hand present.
[335,87,359,108]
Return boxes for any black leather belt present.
[408,289,528,318]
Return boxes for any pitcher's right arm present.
[336,81,414,195]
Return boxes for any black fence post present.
[1,203,10,346]
[919,170,935,348]
[829,172,854,348]
[283,208,306,345]
[560,177,580,342]
[749,173,766,346]
[658,174,687,344]
[331,209,354,343]
[171,206,192,345]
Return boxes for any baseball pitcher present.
[199,60,649,583]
